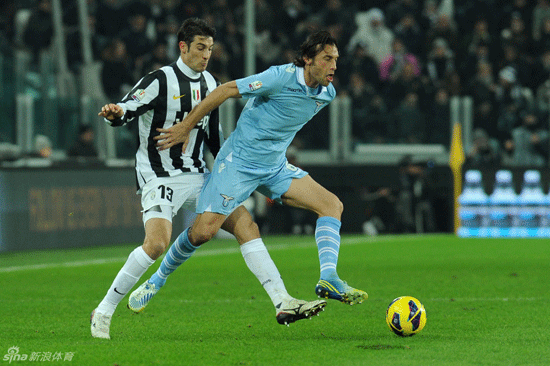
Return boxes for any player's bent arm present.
[156,81,241,145]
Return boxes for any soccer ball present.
[386,296,427,337]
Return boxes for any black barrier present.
[0,166,178,252]
[0,164,455,252]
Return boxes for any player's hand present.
[98,103,124,120]
[154,122,190,151]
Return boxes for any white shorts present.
[140,173,206,224]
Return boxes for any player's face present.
[304,44,339,87]
[180,36,214,73]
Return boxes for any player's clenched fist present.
[98,103,124,120]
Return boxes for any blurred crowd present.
[1,0,550,166]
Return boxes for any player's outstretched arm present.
[155,81,241,151]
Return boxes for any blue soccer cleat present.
[315,279,368,305]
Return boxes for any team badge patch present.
[248,81,263,91]
[221,194,234,207]
[132,89,146,102]
[192,89,200,101]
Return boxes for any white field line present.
[0,234,431,274]
[163,296,545,304]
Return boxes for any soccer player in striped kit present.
[91,18,325,339]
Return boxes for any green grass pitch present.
[1,234,549,365]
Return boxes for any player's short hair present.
[293,31,338,67]
[177,18,216,48]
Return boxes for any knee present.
[321,193,344,219]
[233,219,260,245]
[142,236,170,260]
[188,225,217,246]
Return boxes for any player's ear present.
[303,56,312,66]
[179,41,188,54]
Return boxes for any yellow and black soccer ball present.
[386,296,427,337]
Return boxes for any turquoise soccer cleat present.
[315,279,368,305]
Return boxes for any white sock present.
[96,246,154,316]
[240,238,291,307]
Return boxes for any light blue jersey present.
[221,63,336,167]
[197,63,336,215]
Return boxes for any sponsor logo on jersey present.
[285,87,302,93]
[173,94,186,100]
[132,89,146,102]
[248,81,263,91]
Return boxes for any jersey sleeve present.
[235,65,285,98]
[205,107,224,158]
[106,71,160,127]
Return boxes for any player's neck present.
[303,69,319,88]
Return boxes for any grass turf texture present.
[1,234,549,366]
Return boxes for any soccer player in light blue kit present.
[133,31,368,314]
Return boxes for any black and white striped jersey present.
[109,57,224,191]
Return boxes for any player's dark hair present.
[177,18,216,48]
[293,31,338,67]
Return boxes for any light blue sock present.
[149,228,198,288]
[315,216,341,281]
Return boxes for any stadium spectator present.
[95,0,127,39]
[506,109,549,166]
[420,0,440,31]
[100,39,134,101]
[533,0,550,41]
[391,92,426,143]
[536,79,550,113]
[379,37,420,82]
[385,56,431,109]
[500,0,534,38]
[140,42,170,75]
[465,128,502,168]
[385,0,419,30]
[460,41,493,83]
[497,44,533,89]
[459,18,496,75]
[348,71,388,144]
[467,61,498,136]
[427,88,451,147]
[67,124,98,158]
[394,12,424,57]
[339,42,379,91]
[534,16,550,55]
[494,66,530,143]
[120,10,154,76]
[32,134,53,159]
[425,13,459,54]
[22,0,54,62]
[501,11,532,57]
[426,38,455,89]
[347,8,394,65]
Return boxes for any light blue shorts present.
[196,154,308,216]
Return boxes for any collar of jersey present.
[296,66,327,97]
[177,57,201,80]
